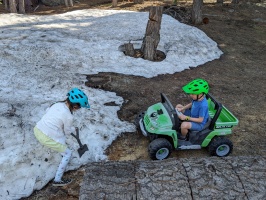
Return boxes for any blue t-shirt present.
[190,97,209,127]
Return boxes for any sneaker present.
[52,178,72,187]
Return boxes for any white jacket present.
[36,102,75,145]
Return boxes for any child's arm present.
[175,103,192,113]
[179,105,207,123]
[178,103,192,112]
[64,116,75,135]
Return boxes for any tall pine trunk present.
[18,0,25,14]
[9,0,17,13]
[4,0,9,10]
[191,0,203,25]
[112,0,117,7]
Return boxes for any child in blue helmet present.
[34,88,90,186]
[176,79,209,140]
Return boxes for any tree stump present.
[141,6,163,61]
[124,43,135,57]
[122,6,165,62]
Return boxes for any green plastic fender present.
[201,129,232,147]
[172,131,178,148]
[154,130,178,148]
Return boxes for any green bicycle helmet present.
[67,88,90,108]
[182,79,209,95]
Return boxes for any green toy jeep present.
[136,93,239,160]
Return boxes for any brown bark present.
[122,6,164,61]
[133,0,144,3]
[231,0,240,4]
[4,0,9,10]
[191,0,203,25]
[141,6,163,61]
[9,0,17,13]
[18,0,25,14]
[64,0,73,7]
[124,43,135,57]
[112,0,117,7]
[80,156,266,199]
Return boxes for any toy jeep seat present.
[188,117,211,142]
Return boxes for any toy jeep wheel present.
[148,138,173,160]
[208,136,233,157]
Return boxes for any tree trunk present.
[80,156,266,199]
[231,0,239,4]
[4,0,9,10]
[112,0,117,7]
[9,0,17,13]
[141,6,163,61]
[18,0,25,14]
[133,0,144,3]
[64,0,73,7]
[191,0,203,25]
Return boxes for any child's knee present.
[181,122,191,129]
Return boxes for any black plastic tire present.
[148,138,173,160]
[208,136,233,157]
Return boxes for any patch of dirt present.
[5,0,265,199]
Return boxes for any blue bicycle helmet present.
[67,88,90,109]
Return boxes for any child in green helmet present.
[34,88,90,186]
[176,79,209,140]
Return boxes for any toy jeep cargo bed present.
[208,97,239,129]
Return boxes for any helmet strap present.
[197,94,204,101]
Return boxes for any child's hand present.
[178,114,186,120]
[176,104,183,112]
[178,115,190,121]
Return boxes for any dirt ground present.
[2,0,265,199]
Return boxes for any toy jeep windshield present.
[136,93,239,160]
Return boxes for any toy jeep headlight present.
[150,112,158,120]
